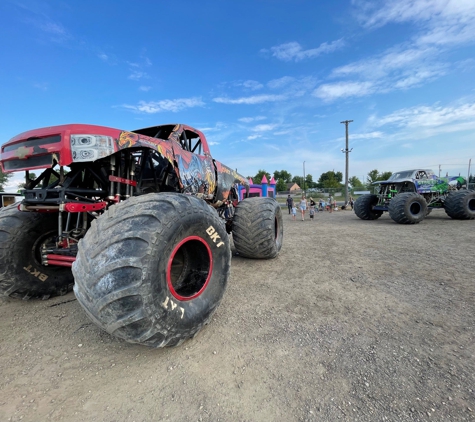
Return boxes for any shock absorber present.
[108,155,116,201]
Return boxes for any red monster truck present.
[0,123,283,347]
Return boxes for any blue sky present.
[1,0,475,190]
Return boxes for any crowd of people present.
[286,194,354,221]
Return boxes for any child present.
[291,204,297,220]
[309,206,315,221]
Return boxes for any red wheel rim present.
[166,236,213,301]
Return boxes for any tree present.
[322,173,341,189]
[367,169,392,184]
[253,169,271,184]
[305,174,316,188]
[291,175,303,185]
[0,168,12,191]
[349,176,363,188]
[380,171,392,181]
[317,171,343,188]
[276,179,287,192]
[273,170,292,183]
[366,169,379,184]
[318,171,342,184]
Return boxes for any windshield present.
[387,171,414,180]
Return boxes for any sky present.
[1,0,475,191]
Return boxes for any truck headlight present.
[70,134,115,162]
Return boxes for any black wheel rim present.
[409,201,422,216]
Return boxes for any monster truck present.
[0,123,283,347]
[354,168,475,224]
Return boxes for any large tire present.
[232,197,283,259]
[388,193,428,224]
[72,193,231,348]
[0,205,74,299]
[353,194,383,220]
[444,190,475,220]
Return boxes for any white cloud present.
[197,122,227,132]
[365,100,475,143]
[128,71,148,81]
[213,94,285,104]
[350,131,384,140]
[251,124,278,132]
[355,0,475,46]
[122,97,205,113]
[316,44,447,100]
[126,54,152,81]
[370,102,475,129]
[273,130,292,136]
[393,67,445,89]
[23,13,71,43]
[241,80,263,90]
[267,76,295,89]
[39,21,66,35]
[314,0,475,101]
[266,39,345,62]
[313,81,374,101]
[332,47,436,78]
[263,143,280,151]
[238,116,266,123]
[247,134,262,140]
[139,86,152,92]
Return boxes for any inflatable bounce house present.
[238,175,276,200]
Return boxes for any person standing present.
[309,197,316,221]
[328,195,334,213]
[286,194,293,214]
[309,205,315,221]
[291,203,297,220]
[299,195,308,220]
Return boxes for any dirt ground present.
[1,207,474,422]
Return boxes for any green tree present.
[349,176,363,188]
[273,170,292,183]
[367,169,392,184]
[322,173,341,189]
[291,175,303,185]
[0,168,12,191]
[317,171,343,188]
[276,179,287,192]
[253,169,271,184]
[366,169,379,184]
[318,171,342,184]
[305,174,316,188]
[380,171,392,181]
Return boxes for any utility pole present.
[340,120,353,205]
[303,161,306,195]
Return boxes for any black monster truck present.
[354,168,475,224]
[0,123,283,347]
